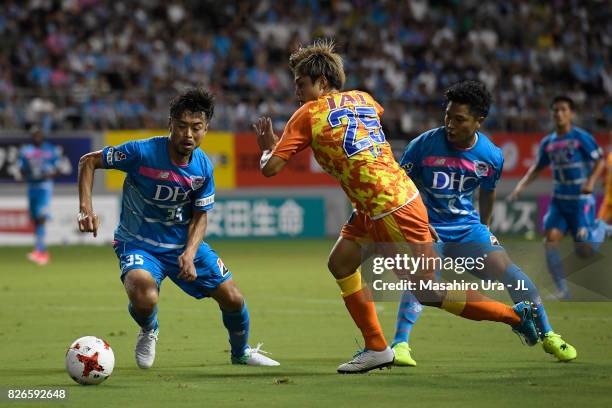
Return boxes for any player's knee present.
[131,287,158,310]
[327,257,351,279]
[124,271,158,308]
[223,292,244,311]
[545,229,563,243]
[213,281,244,311]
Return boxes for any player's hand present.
[77,210,100,237]
[580,181,594,194]
[177,252,197,281]
[253,117,278,152]
[507,189,520,202]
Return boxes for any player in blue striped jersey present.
[510,96,607,299]
[15,127,64,265]
[392,81,576,365]
[77,88,278,369]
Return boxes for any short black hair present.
[444,80,491,118]
[169,88,215,122]
[551,95,575,111]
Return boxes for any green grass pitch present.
[1,240,611,407]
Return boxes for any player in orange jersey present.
[253,40,538,373]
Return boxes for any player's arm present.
[13,149,25,182]
[77,150,104,237]
[509,164,544,200]
[509,137,550,201]
[177,210,208,282]
[578,132,605,194]
[581,157,604,194]
[479,188,496,227]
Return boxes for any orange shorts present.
[340,194,432,244]
[341,195,436,281]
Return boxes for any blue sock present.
[222,302,250,358]
[35,223,46,252]
[501,264,553,337]
[392,291,423,346]
[534,303,553,337]
[545,247,567,294]
[128,303,158,331]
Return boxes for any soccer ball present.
[65,336,115,385]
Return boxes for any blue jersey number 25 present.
[327,106,386,157]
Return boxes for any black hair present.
[550,95,575,111]
[444,80,491,118]
[169,88,215,122]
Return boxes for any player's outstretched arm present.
[77,150,104,237]
[177,210,208,282]
[253,116,287,177]
[508,165,543,201]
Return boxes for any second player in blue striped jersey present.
[392,81,576,366]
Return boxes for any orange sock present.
[337,271,387,351]
[441,290,520,326]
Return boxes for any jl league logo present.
[190,176,205,190]
[473,160,489,177]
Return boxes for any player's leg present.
[543,200,569,298]
[124,269,159,332]
[115,242,164,369]
[478,244,576,361]
[331,211,394,373]
[391,290,421,366]
[375,199,538,345]
[123,268,161,369]
[168,245,278,366]
[209,280,252,364]
[27,188,51,265]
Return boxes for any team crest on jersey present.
[473,160,489,177]
[190,176,205,190]
[114,151,127,162]
[402,162,414,174]
[217,258,229,276]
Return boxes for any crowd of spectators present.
[0,0,610,137]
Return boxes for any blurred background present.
[0,0,610,245]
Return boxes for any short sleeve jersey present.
[272,90,418,218]
[18,142,60,189]
[535,127,603,199]
[102,136,215,252]
[399,127,504,226]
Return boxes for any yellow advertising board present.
[103,130,235,191]
[201,131,236,189]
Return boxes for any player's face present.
[444,102,483,146]
[294,75,324,104]
[169,111,208,156]
[552,102,574,129]
[32,131,43,146]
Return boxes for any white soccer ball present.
[65,336,115,385]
